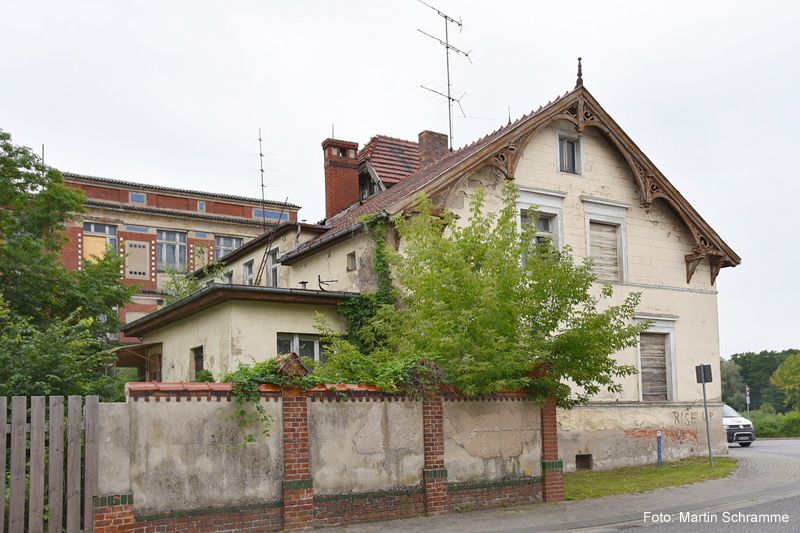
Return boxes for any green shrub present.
[750,410,800,438]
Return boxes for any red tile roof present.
[358,135,421,185]
[286,91,574,261]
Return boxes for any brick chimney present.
[418,130,449,169]
[322,138,360,220]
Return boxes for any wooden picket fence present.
[1,396,98,533]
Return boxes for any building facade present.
[122,83,739,468]
[61,172,299,341]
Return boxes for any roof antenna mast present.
[417,0,470,150]
[258,128,269,232]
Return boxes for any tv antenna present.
[252,128,289,287]
[417,0,471,150]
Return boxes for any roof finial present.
[575,57,583,88]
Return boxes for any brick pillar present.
[541,396,564,502]
[422,390,449,515]
[282,388,313,530]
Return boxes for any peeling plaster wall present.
[289,233,377,293]
[444,400,542,483]
[558,403,727,471]
[120,399,283,514]
[438,123,721,405]
[143,300,346,382]
[308,400,424,495]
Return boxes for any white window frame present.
[635,314,678,402]
[243,259,256,285]
[277,333,327,363]
[266,247,280,287]
[556,128,584,176]
[83,222,118,253]
[518,186,566,252]
[222,270,233,284]
[156,230,187,271]
[582,196,630,282]
[346,251,357,272]
[215,236,243,259]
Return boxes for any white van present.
[723,404,756,447]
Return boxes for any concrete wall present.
[99,398,283,514]
[558,403,728,471]
[444,400,542,483]
[309,399,424,495]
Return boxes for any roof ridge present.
[63,171,299,207]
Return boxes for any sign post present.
[746,385,750,419]
[657,430,662,466]
[695,364,714,466]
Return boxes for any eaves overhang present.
[383,86,741,284]
[191,221,328,279]
[120,283,360,337]
[84,200,268,227]
[280,213,388,266]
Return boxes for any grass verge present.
[564,456,737,500]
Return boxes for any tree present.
[771,352,800,412]
[318,185,647,407]
[730,349,798,413]
[0,128,136,398]
[720,357,746,411]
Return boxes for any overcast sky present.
[3,1,798,358]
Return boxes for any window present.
[557,129,582,175]
[192,346,204,379]
[130,192,146,203]
[254,209,289,221]
[243,259,255,285]
[583,196,629,282]
[518,186,566,256]
[198,201,205,211]
[215,236,243,258]
[156,230,187,271]
[223,271,233,284]
[346,251,357,272]
[636,314,677,402]
[83,222,117,261]
[277,333,329,364]
[266,248,280,287]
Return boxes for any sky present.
[2,1,798,358]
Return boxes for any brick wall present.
[541,396,564,502]
[322,138,360,220]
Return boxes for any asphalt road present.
[321,439,800,533]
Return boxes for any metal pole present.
[702,379,714,467]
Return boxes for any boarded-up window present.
[125,241,150,280]
[589,221,620,281]
[640,333,668,401]
[83,235,108,262]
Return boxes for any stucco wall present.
[145,300,347,381]
[288,233,377,293]
[443,400,542,483]
[98,399,284,514]
[558,403,727,471]
[308,399,424,495]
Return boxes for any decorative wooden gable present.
[406,82,740,286]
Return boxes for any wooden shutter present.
[589,221,620,280]
[640,333,668,401]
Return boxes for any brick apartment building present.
[61,172,300,342]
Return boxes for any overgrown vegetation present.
[564,457,738,500]
[0,128,136,399]
[221,358,321,443]
[316,184,648,407]
[770,351,800,412]
[749,409,800,438]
